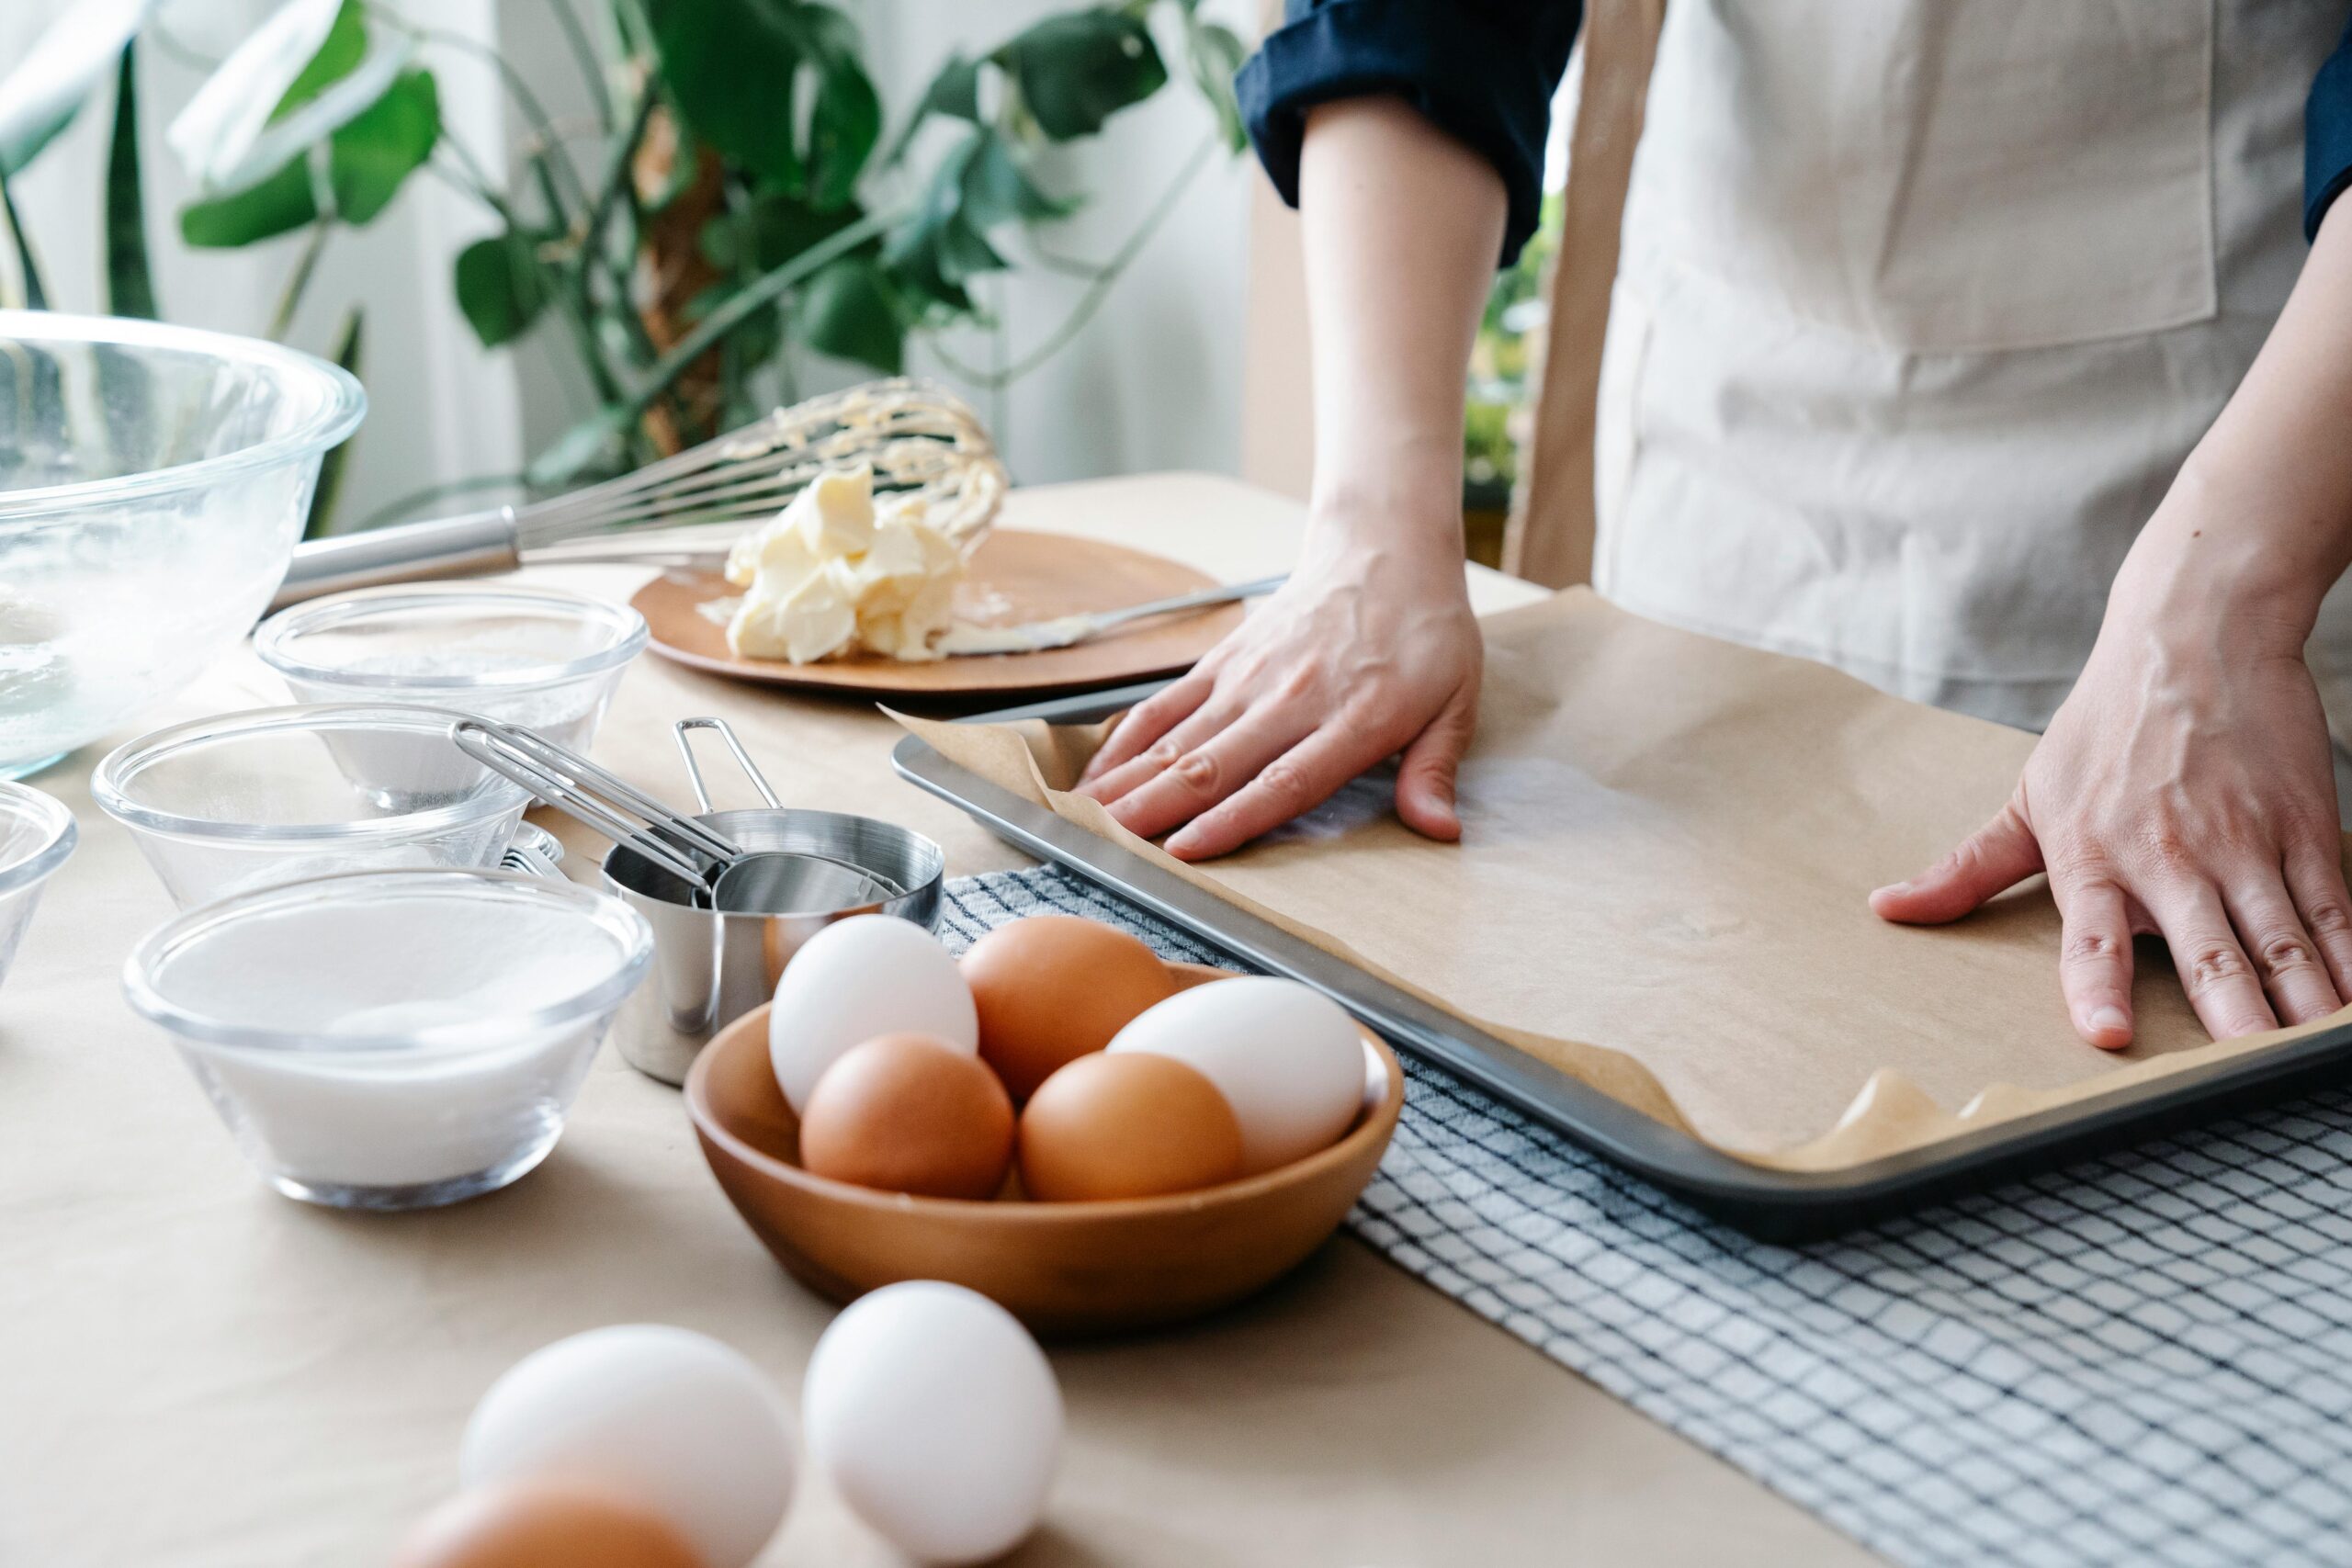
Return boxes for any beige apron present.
[1590,0,2352,734]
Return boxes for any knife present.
[933,574,1288,656]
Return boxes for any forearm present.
[1297,96,1508,560]
[2120,202,2352,639]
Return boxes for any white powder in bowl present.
[152,895,632,1190]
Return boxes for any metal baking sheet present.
[892,682,2352,1239]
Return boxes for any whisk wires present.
[512,378,1007,551]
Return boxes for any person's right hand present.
[1081,92,1510,860]
[1072,513,1482,860]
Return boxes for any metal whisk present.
[269,378,1006,610]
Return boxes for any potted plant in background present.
[0,0,1248,534]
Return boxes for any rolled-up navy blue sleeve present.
[2312,15,2352,239]
[1236,0,1582,267]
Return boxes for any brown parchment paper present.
[898,590,2352,1170]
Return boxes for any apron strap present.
[1504,0,1668,589]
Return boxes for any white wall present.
[4,0,1256,524]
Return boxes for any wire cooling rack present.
[944,863,2352,1568]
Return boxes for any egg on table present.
[960,915,1178,1100]
[769,915,978,1111]
[1018,1051,1243,1201]
[799,1032,1015,1199]
[1108,976,1365,1174]
[393,1479,706,1568]
[803,1280,1062,1565]
[458,1325,795,1568]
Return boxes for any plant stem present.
[577,87,655,290]
[0,170,49,310]
[569,87,668,427]
[608,0,659,63]
[433,142,521,226]
[718,176,755,426]
[435,152,626,405]
[391,15,591,217]
[526,202,904,483]
[548,0,616,132]
[268,223,332,341]
[550,286,627,405]
[1019,238,1115,281]
[929,132,1218,389]
[616,204,900,425]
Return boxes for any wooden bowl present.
[683,964,1405,1336]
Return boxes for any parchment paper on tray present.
[897,590,2352,1170]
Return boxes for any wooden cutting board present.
[631,528,1243,698]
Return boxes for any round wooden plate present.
[630,529,1245,698]
[683,963,1405,1337]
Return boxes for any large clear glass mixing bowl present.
[0,310,366,779]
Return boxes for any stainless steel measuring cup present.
[601,718,944,1086]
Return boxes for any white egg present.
[768,914,978,1111]
[803,1281,1062,1565]
[458,1325,796,1568]
[1108,976,1364,1174]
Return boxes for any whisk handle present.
[268,508,522,611]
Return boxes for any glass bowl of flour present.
[254,586,646,753]
[0,310,364,779]
[123,867,651,1210]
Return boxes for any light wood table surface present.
[0,474,1874,1566]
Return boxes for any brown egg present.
[962,916,1179,1101]
[393,1479,705,1568]
[799,1032,1015,1199]
[1019,1051,1245,1201]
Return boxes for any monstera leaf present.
[175,0,438,246]
[650,0,881,210]
[999,9,1167,141]
[454,230,554,347]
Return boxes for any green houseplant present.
[0,0,1246,529]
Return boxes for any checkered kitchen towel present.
[943,863,2352,1568]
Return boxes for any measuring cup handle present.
[452,719,717,887]
[674,717,783,811]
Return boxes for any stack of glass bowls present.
[254,586,647,753]
[0,310,364,778]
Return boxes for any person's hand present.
[1871,531,2352,1047]
[1072,515,1482,860]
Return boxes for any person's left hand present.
[1871,548,2352,1048]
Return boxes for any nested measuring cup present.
[600,718,944,1085]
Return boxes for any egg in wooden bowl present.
[683,962,1404,1337]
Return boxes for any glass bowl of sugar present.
[254,586,647,753]
[123,867,652,1210]
[93,703,535,908]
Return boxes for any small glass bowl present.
[123,867,653,1209]
[0,781,75,992]
[254,586,647,752]
[91,704,532,908]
